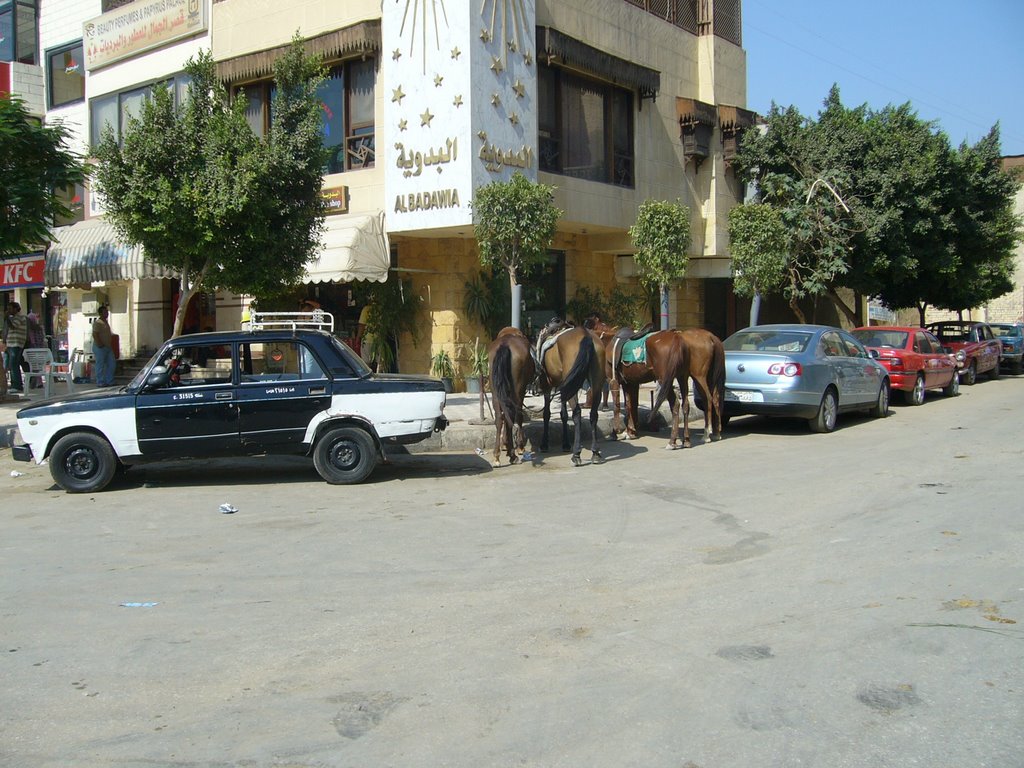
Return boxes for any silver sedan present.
[720,324,891,432]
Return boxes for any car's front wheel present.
[989,360,1001,380]
[942,370,960,397]
[905,374,925,406]
[808,388,838,433]
[963,361,977,386]
[313,426,378,485]
[49,432,118,493]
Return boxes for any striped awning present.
[303,211,390,284]
[46,218,176,287]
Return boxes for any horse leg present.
[560,396,571,452]
[666,383,681,449]
[589,398,603,463]
[609,378,622,438]
[694,376,716,443]
[679,376,692,449]
[627,383,641,439]
[540,393,552,452]
[492,402,504,467]
[569,396,584,466]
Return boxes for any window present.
[54,182,85,227]
[240,341,325,382]
[0,0,37,64]
[234,57,376,173]
[89,74,190,148]
[47,41,85,108]
[538,63,634,187]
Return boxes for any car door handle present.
[216,392,233,400]
[309,386,327,395]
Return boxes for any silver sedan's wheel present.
[313,427,377,485]
[809,388,838,433]
[905,374,925,406]
[872,382,890,418]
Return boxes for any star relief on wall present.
[398,118,408,131]
[453,94,464,108]
[490,56,504,74]
[512,79,526,99]
[420,109,434,127]
[451,46,461,60]
[509,112,519,126]
[392,49,401,61]
[392,86,406,104]
[434,73,444,87]
[491,93,501,107]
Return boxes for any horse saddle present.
[610,325,655,376]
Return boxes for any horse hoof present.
[510,455,519,465]
[571,455,583,467]
[683,442,691,449]
[665,443,679,451]
[491,460,501,468]
[591,452,604,464]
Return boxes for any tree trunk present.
[749,292,762,327]
[659,284,669,330]
[789,295,807,324]
[171,258,211,338]
[826,287,858,327]
[917,302,927,327]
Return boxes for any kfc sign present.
[1,255,45,289]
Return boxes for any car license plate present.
[725,389,763,403]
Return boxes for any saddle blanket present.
[619,334,654,365]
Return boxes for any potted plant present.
[430,348,456,393]
[465,338,489,393]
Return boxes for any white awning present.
[46,218,176,286]
[304,211,390,284]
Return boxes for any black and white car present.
[13,312,448,492]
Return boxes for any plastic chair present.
[22,348,56,397]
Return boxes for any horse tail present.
[651,332,686,415]
[559,333,596,401]
[711,335,726,406]
[491,342,520,427]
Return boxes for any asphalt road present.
[2,376,1022,768]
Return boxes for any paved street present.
[1,378,1022,768]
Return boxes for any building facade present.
[4,0,751,386]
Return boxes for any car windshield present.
[991,324,1021,338]
[724,330,813,354]
[851,329,908,348]
[127,349,165,391]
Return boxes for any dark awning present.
[537,26,660,100]
[46,219,176,287]
[215,20,381,83]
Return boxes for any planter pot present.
[441,376,454,394]
[465,376,485,394]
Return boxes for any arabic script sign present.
[84,0,208,72]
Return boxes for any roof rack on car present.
[248,310,334,333]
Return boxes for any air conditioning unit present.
[81,291,107,316]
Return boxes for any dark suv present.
[13,313,447,492]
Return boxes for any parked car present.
[990,322,1024,374]
[715,324,890,433]
[851,326,959,405]
[13,312,448,493]
[925,321,1001,385]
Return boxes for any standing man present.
[3,302,28,393]
[92,305,115,387]
[355,297,377,371]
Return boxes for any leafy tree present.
[1,96,88,257]
[629,198,691,329]
[472,172,561,329]
[94,40,327,336]
[727,203,788,324]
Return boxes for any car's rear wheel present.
[905,374,925,406]
[963,361,977,386]
[808,388,838,433]
[871,382,890,418]
[49,432,117,493]
[313,426,377,485]
[942,370,960,397]
[1013,358,1024,375]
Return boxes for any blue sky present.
[743,0,1024,156]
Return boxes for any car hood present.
[16,387,135,419]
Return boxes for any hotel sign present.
[84,0,208,72]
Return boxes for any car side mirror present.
[868,349,879,359]
[145,365,171,391]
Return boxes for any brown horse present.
[587,319,725,449]
[535,318,607,466]
[487,327,536,466]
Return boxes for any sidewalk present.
[1,382,695,453]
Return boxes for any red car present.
[926,321,1002,385]
[852,326,959,405]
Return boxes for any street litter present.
[521,451,534,461]
[219,503,238,514]
[474,447,485,457]
[120,602,159,608]
[10,470,24,477]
